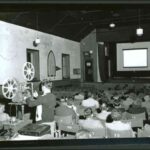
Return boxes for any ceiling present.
[1,4,150,41]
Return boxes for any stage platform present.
[107,77,150,83]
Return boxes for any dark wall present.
[96,24,150,78]
[108,43,150,78]
[96,24,150,43]
[80,30,98,82]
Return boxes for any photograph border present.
[0,0,150,150]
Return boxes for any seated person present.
[112,96,122,109]
[127,98,147,115]
[142,95,150,115]
[81,91,99,110]
[74,92,85,100]
[96,103,111,121]
[66,98,79,117]
[55,99,77,124]
[0,104,10,122]
[105,109,134,137]
[78,107,104,132]
[143,124,150,133]
[104,90,113,101]
[121,92,135,110]
[137,92,145,100]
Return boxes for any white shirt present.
[35,90,51,122]
[82,98,99,108]
[74,94,84,100]
[36,105,42,121]
[79,117,104,131]
[106,121,131,131]
[96,110,111,121]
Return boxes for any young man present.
[26,81,56,123]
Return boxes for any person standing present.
[26,80,56,123]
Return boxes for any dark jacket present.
[55,105,76,119]
[26,93,56,122]
[127,104,147,114]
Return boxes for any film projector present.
[1,62,35,133]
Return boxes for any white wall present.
[117,41,150,71]
[80,29,101,82]
[0,21,81,84]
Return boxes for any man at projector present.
[26,80,56,123]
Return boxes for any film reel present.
[23,62,35,81]
[2,78,18,99]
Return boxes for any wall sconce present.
[33,37,40,46]
[109,22,115,28]
[136,9,143,36]
[33,12,41,47]
[136,27,143,36]
[89,50,93,54]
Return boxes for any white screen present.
[123,49,147,67]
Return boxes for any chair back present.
[106,127,134,138]
[137,128,150,137]
[58,123,80,133]
[54,115,73,125]
[142,102,150,119]
[126,112,145,128]
[90,127,106,138]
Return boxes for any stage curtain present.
[98,44,108,82]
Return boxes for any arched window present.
[47,50,56,77]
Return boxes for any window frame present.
[62,53,70,80]
[26,49,40,81]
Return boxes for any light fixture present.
[136,27,143,36]
[33,12,41,46]
[109,11,116,28]
[136,9,143,36]
[109,22,115,28]
[89,50,93,54]
[35,37,40,44]
[33,37,41,47]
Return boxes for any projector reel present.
[2,78,18,99]
[23,62,35,81]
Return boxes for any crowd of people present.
[1,82,150,139]
[54,84,150,138]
